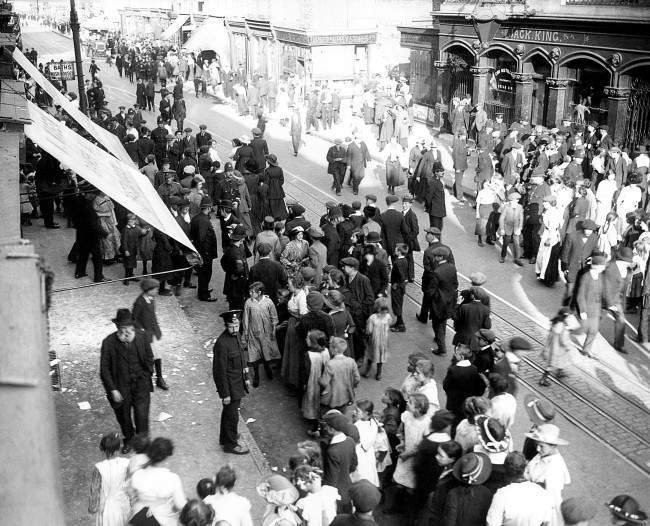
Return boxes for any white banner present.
[25,100,196,252]
[13,48,132,165]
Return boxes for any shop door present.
[531,78,548,126]
[485,68,516,124]
[624,77,650,151]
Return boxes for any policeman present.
[212,310,250,454]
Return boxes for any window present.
[411,49,434,107]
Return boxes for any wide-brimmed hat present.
[308,226,324,238]
[606,495,647,524]
[525,423,568,445]
[264,153,278,166]
[239,134,250,144]
[453,452,492,485]
[111,308,134,327]
[475,415,510,454]
[524,395,555,425]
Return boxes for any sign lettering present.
[48,61,75,81]
[499,27,578,44]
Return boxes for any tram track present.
[181,109,650,475]
[281,179,650,476]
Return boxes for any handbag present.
[130,507,161,526]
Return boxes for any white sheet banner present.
[25,100,195,252]
[13,47,133,165]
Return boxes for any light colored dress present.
[204,491,253,526]
[616,184,642,235]
[525,452,571,526]
[130,466,187,526]
[542,321,573,371]
[302,348,330,420]
[280,239,309,274]
[352,419,380,486]
[392,411,429,488]
[242,295,280,362]
[295,486,339,526]
[416,379,440,416]
[91,457,130,526]
[93,195,121,260]
[535,206,564,277]
[365,312,392,363]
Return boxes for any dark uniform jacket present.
[403,209,420,251]
[132,294,162,343]
[427,261,458,320]
[221,244,249,302]
[380,208,406,254]
[100,331,154,397]
[453,300,491,345]
[190,213,219,260]
[196,131,213,150]
[212,330,249,400]
[136,137,155,166]
[347,272,374,321]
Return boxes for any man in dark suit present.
[73,189,106,282]
[326,138,347,195]
[151,118,170,166]
[380,195,406,259]
[220,226,249,310]
[132,278,168,390]
[196,123,212,150]
[574,252,607,358]
[603,247,633,354]
[249,127,269,173]
[424,163,447,230]
[182,127,198,160]
[213,310,250,454]
[322,207,342,266]
[417,227,455,323]
[345,136,371,195]
[453,287,491,346]
[341,257,374,361]
[249,243,288,304]
[402,195,420,281]
[100,308,154,453]
[560,219,598,302]
[136,128,155,168]
[190,196,219,302]
[427,246,458,356]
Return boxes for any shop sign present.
[493,68,514,93]
[276,30,309,46]
[310,33,376,46]
[49,61,75,81]
[500,27,579,44]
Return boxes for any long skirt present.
[99,217,120,260]
[385,159,402,187]
[268,198,288,220]
[281,317,304,389]
[536,242,561,286]
[291,133,301,155]
[475,203,492,236]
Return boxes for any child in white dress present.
[351,400,380,486]
[293,465,339,526]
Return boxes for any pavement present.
[21,29,650,524]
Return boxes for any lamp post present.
[69,0,87,113]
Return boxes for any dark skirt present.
[386,159,403,187]
[281,316,304,388]
[269,198,288,220]
[542,243,561,286]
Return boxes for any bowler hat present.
[453,452,492,485]
[218,199,233,210]
[365,231,381,243]
[111,308,134,327]
[199,196,213,209]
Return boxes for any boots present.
[538,370,551,387]
[375,363,383,381]
[251,363,260,388]
[154,358,169,390]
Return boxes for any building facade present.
[399,0,650,149]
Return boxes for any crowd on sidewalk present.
[13,33,649,526]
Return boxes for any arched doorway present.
[523,52,553,126]
[439,43,475,105]
[623,65,650,151]
[559,56,611,126]
[483,48,518,123]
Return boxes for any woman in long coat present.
[384,137,404,195]
[281,274,310,390]
[290,105,303,157]
[152,228,174,294]
[452,131,469,203]
[262,155,288,219]
[535,195,564,286]
[93,193,121,263]
[242,161,263,235]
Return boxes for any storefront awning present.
[182,17,230,70]
[25,101,195,252]
[13,48,132,165]
[160,14,190,40]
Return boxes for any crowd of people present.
[14,26,649,526]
